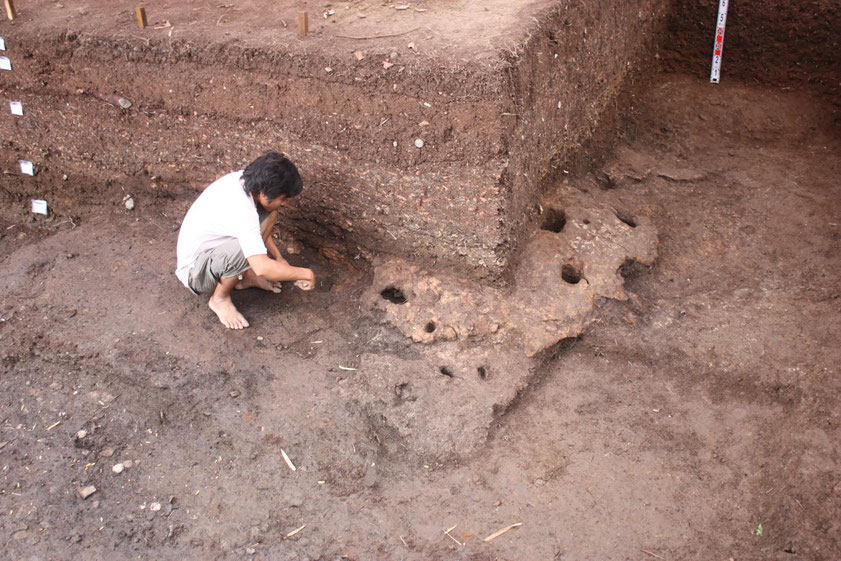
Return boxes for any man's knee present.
[189,240,249,293]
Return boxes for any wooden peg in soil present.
[297,11,308,36]
[4,0,17,21]
[135,6,148,29]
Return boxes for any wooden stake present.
[297,11,308,36]
[4,0,17,21]
[135,7,147,29]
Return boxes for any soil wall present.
[666,0,841,99]
[0,1,668,276]
[503,0,668,263]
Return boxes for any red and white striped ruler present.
[710,0,729,83]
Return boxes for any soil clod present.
[77,486,97,500]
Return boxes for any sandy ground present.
[1,74,840,560]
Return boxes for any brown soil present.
[2,74,839,560]
[2,2,841,561]
[665,0,841,99]
[0,0,669,277]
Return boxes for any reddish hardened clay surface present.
[0,0,668,277]
[351,180,656,458]
[365,186,656,357]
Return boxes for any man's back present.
[175,170,265,287]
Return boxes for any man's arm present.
[247,254,315,287]
[264,234,287,264]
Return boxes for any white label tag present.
[710,0,729,83]
[0,56,11,71]
[31,200,49,215]
[0,37,6,51]
[20,160,34,176]
[10,101,23,115]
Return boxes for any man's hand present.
[265,236,288,264]
[294,269,316,291]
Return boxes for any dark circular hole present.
[561,264,582,284]
[540,208,567,233]
[615,211,637,228]
[477,366,488,380]
[424,321,436,333]
[582,219,591,225]
[439,366,454,378]
[380,286,407,304]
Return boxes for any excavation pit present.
[3,1,841,558]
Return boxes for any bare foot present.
[235,269,282,293]
[208,296,250,329]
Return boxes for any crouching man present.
[175,151,316,329]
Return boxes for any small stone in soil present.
[112,463,125,474]
[78,486,97,499]
[229,390,240,398]
[76,430,88,440]
[149,502,161,512]
[100,448,114,458]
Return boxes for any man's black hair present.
[242,151,303,201]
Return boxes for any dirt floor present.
[0,0,559,59]
[1,68,840,561]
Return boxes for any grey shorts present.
[187,206,272,294]
[188,239,250,295]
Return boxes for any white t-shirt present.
[175,171,267,287]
